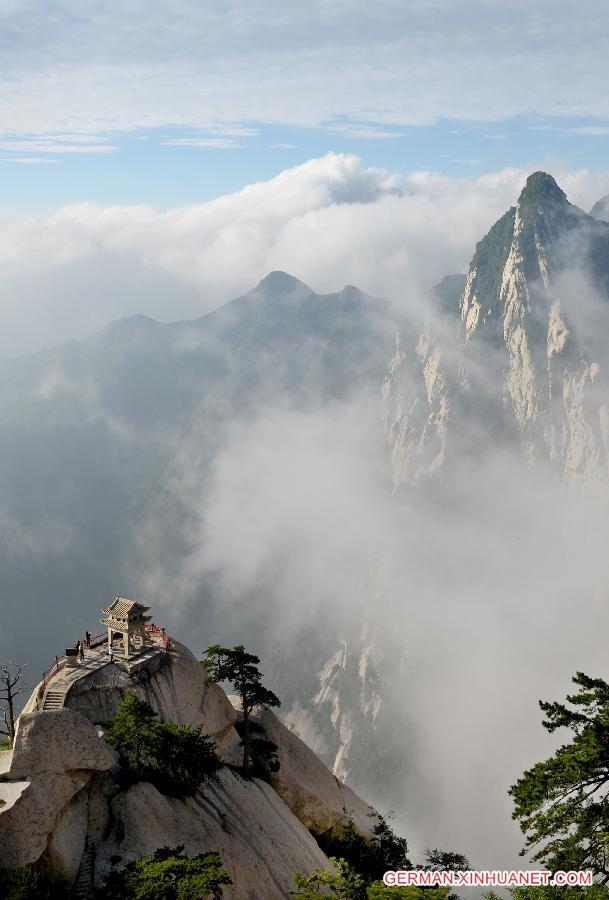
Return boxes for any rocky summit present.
[383,172,609,488]
[0,637,377,898]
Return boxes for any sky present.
[1,0,609,212]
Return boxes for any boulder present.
[9,709,115,778]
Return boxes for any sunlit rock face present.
[384,172,609,488]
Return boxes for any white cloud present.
[1,153,609,357]
[163,137,243,149]
[330,125,409,140]
[0,156,58,164]
[530,125,609,137]
[0,139,116,154]
[0,1,608,135]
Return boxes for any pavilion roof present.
[101,596,150,618]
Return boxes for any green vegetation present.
[313,814,411,884]
[0,866,65,899]
[98,846,231,899]
[203,644,280,774]
[509,672,609,879]
[298,813,465,900]
[105,693,221,796]
[0,738,12,751]
[517,172,567,219]
[485,888,609,900]
[291,857,452,899]
[367,886,450,900]
[291,857,366,898]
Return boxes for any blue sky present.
[2,116,609,212]
[1,0,609,211]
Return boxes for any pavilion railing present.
[36,625,171,706]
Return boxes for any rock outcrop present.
[0,638,378,897]
[245,703,378,837]
[99,772,331,900]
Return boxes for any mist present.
[2,155,609,357]
[2,160,609,875]
[127,339,609,869]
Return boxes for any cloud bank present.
[2,1,609,134]
[2,153,609,357]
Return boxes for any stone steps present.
[72,775,107,898]
[41,690,66,711]
[72,838,94,899]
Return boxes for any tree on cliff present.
[105,693,221,795]
[509,671,609,880]
[203,645,280,775]
[0,661,27,743]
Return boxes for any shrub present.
[98,846,231,899]
[313,814,410,885]
[0,866,65,899]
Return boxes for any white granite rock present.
[97,770,332,899]
[44,789,88,884]
[9,708,116,778]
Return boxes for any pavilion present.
[100,597,151,659]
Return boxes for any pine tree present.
[509,671,609,880]
[203,645,280,774]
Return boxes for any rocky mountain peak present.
[517,171,567,215]
[383,173,609,487]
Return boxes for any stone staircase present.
[72,837,94,899]
[72,776,108,899]
[41,689,66,711]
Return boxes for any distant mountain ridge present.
[0,270,391,425]
[0,271,394,668]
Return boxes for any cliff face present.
[383,172,609,488]
[0,640,378,898]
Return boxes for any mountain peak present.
[590,194,609,222]
[518,171,567,210]
[254,271,312,293]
